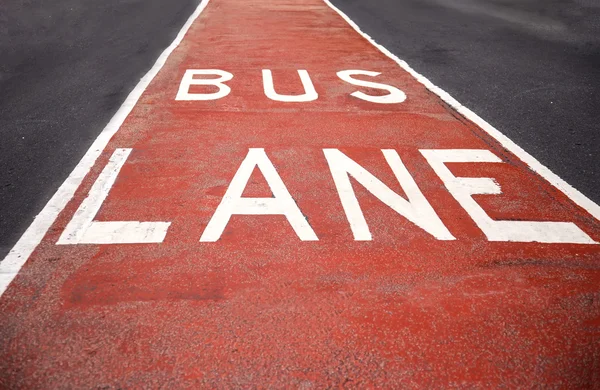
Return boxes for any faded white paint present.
[57,148,170,245]
[324,148,454,241]
[200,148,318,242]
[421,149,596,244]
[176,69,233,101]
[262,69,318,102]
[337,70,406,104]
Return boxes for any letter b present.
[176,69,233,101]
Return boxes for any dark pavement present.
[331,0,600,202]
[1,0,599,259]
[0,0,199,258]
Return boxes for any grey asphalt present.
[1,0,599,259]
[330,0,600,201]
[0,0,199,258]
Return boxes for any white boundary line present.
[1,0,599,296]
[322,0,600,222]
[0,0,211,296]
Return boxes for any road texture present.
[0,0,199,259]
[1,0,599,387]
[1,0,598,271]
[330,0,600,204]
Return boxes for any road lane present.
[1,0,599,387]
[0,0,200,258]
[330,0,600,204]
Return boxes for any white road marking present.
[1,0,598,297]
[421,149,596,244]
[175,69,234,101]
[322,0,600,223]
[200,148,318,242]
[57,148,170,245]
[324,148,455,241]
[0,0,212,296]
[336,70,406,104]
[262,69,319,102]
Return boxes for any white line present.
[57,149,134,244]
[0,0,211,296]
[2,0,598,297]
[57,148,171,245]
[322,0,600,223]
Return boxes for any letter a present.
[200,149,318,242]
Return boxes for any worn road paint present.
[1,0,600,387]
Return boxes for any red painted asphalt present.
[1,0,600,387]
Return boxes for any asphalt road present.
[0,0,199,258]
[1,0,599,259]
[330,0,600,199]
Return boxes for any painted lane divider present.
[1,0,599,386]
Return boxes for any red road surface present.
[2,0,600,387]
